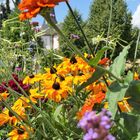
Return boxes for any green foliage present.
[89,47,109,66]
[126,80,140,113]
[0,1,140,140]
[85,0,132,57]
[0,9,43,73]
[106,46,130,118]
[59,9,85,57]
[107,81,128,118]
[76,68,105,93]
[129,27,140,59]
[1,10,33,42]
[110,45,130,78]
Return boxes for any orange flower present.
[77,92,105,120]
[99,58,109,66]
[0,91,9,101]
[18,0,66,20]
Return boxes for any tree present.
[15,0,20,6]
[0,1,11,28]
[6,0,10,14]
[85,0,132,57]
[59,9,85,57]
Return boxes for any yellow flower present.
[118,97,132,112]
[41,78,72,102]
[73,73,91,85]
[57,56,94,77]
[23,73,43,84]
[134,72,139,80]
[8,125,33,140]
[29,88,44,103]
[0,100,26,126]
[104,97,132,113]
[17,96,30,108]
[43,67,57,80]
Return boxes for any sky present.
[0,0,140,28]
[34,0,140,28]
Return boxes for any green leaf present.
[133,132,140,140]
[126,80,140,102]
[76,67,105,93]
[127,80,140,97]
[124,71,133,84]
[89,47,109,66]
[126,80,140,113]
[106,81,128,118]
[121,113,140,139]
[53,104,63,122]
[110,45,130,78]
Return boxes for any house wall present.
[41,35,59,50]
[41,36,52,49]
[53,35,59,49]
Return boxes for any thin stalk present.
[65,1,95,56]
[40,9,88,63]
[97,65,123,83]
[65,3,110,86]
[105,0,113,57]
[1,61,63,139]
[132,31,140,73]
[0,83,48,139]
[0,95,32,136]
[40,9,123,83]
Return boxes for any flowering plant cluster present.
[0,53,134,139]
[0,0,140,139]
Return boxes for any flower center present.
[17,129,24,135]
[86,54,92,60]
[50,67,57,74]
[70,56,77,64]
[9,111,14,117]
[58,75,65,81]
[52,82,60,90]
[29,74,34,78]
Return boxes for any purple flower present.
[50,13,55,17]
[105,134,116,140]
[70,34,80,39]
[78,109,115,140]
[84,129,99,140]
[15,67,22,71]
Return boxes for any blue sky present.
[0,0,140,27]
[31,0,140,25]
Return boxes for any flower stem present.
[40,8,88,63]
[132,30,140,74]
[40,8,123,83]
[65,1,95,56]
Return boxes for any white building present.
[41,22,61,50]
[41,9,61,50]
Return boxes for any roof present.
[41,22,63,36]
